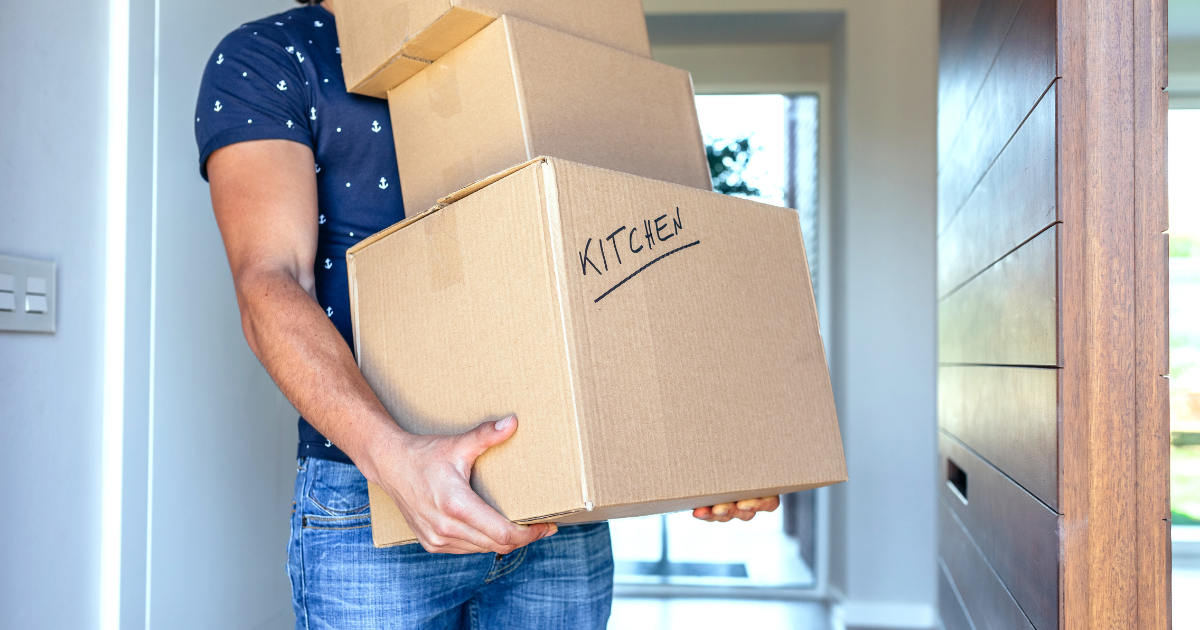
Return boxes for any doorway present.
[610,93,829,591]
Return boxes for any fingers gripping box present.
[346,158,847,547]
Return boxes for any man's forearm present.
[237,268,401,482]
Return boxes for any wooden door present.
[936,0,1170,628]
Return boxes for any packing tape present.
[427,63,462,118]
[424,205,464,291]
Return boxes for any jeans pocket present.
[305,458,371,517]
[301,512,372,530]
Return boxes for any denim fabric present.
[288,458,614,629]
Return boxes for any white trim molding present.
[101,0,130,627]
[832,601,937,630]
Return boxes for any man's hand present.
[207,139,549,555]
[691,496,780,523]
[369,416,556,554]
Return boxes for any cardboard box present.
[346,157,846,547]
[387,16,712,215]
[336,0,652,98]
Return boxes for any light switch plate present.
[0,254,56,333]
[25,294,47,313]
[26,276,46,295]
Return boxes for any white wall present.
[644,1,939,627]
[0,1,110,627]
[141,3,299,629]
[653,42,832,94]
[1,1,298,628]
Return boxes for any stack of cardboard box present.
[336,0,847,548]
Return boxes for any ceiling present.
[646,12,843,46]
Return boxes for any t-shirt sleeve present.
[194,25,314,180]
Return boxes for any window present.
[1169,107,1200,624]
[609,93,824,589]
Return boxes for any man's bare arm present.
[206,139,554,554]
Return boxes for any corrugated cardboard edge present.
[536,160,593,510]
[371,506,589,548]
[350,56,429,99]
[435,157,548,208]
[347,8,494,97]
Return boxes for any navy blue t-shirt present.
[195,4,404,464]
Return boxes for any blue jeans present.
[288,458,614,629]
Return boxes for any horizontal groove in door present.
[938,559,974,630]
[939,499,1037,630]
[939,85,1057,298]
[938,365,1058,508]
[939,226,1058,366]
[938,0,1056,233]
[940,434,1058,630]
[938,0,1025,169]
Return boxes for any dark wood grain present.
[938,561,975,630]
[939,85,1057,298]
[938,365,1058,508]
[940,434,1058,630]
[938,226,1058,366]
[1055,0,1167,627]
[938,0,1057,234]
[939,499,1039,630]
[1133,0,1171,626]
[938,0,1025,169]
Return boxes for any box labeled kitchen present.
[336,0,651,97]
[347,158,846,547]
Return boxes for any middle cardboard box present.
[347,158,846,547]
[387,15,713,214]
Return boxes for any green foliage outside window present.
[1171,232,1200,524]
[1172,233,1200,258]
[707,138,761,197]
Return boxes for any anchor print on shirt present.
[276,80,287,91]
[310,107,317,121]
[379,177,389,190]
[315,20,324,27]
[216,53,224,64]
[296,52,305,63]
[213,100,222,112]
[324,258,332,270]
[371,120,382,133]
[315,164,322,174]
[335,46,341,55]
[286,45,294,53]
[326,306,333,317]
[286,120,294,129]
[318,213,326,224]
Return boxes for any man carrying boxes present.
[195,0,843,628]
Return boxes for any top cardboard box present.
[347,157,847,547]
[388,16,712,215]
[335,0,652,97]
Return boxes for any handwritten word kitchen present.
[578,207,687,276]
